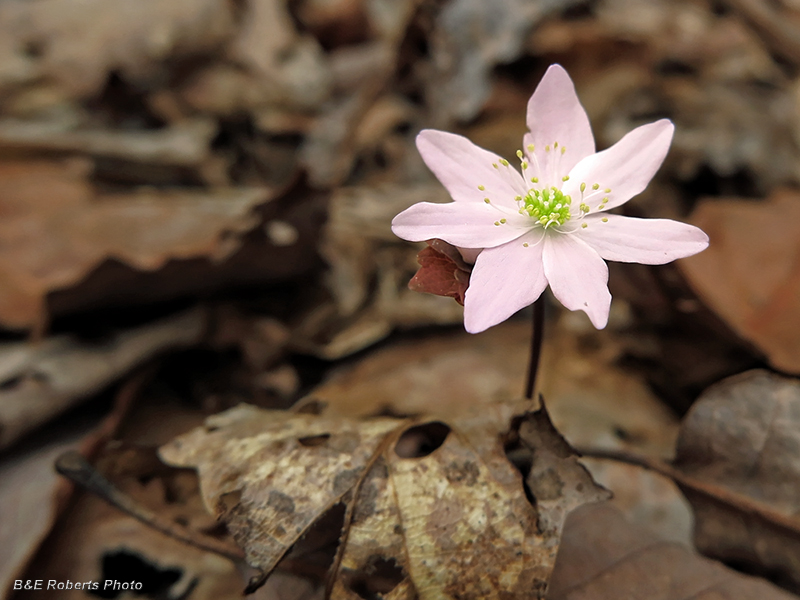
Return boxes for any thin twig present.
[577,447,800,537]
[524,299,545,400]
[55,450,246,563]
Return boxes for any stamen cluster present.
[518,187,571,228]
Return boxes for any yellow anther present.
[602,217,608,223]
[592,183,599,190]
[561,146,566,155]
[492,163,498,169]
[494,221,500,226]
[581,223,588,229]
[514,195,522,201]
[545,145,551,152]
[484,198,491,204]
[562,175,570,182]
[604,188,611,193]
[527,144,534,152]
[500,159,509,167]
[602,197,609,203]
[500,218,507,224]
[516,150,524,159]
[523,242,529,247]
[580,182,586,193]
[554,141,559,148]
[521,162,528,170]
[478,185,485,191]
[598,204,606,210]
[531,177,538,183]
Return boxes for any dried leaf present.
[0,309,204,449]
[0,427,90,596]
[0,161,272,329]
[674,370,800,592]
[680,189,800,373]
[0,0,236,102]
[159,398,607,598]
[547,502,799,600]
[0,118,216,168]
[408,240,471,306]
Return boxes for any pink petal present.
[563,120,674,212]
[577,214,709,264]
[416,130,527,209]
[464,230,548,333]
[543,233,611,329]
[525,65,595,179]
[392,201,531,248]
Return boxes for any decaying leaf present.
[159,397,607,598]
[680,190,800,373]
[408,240,472,306]
[674,369,800,592]
[0,160,273,329]
[0,308,204,450]
[548,502,799,600]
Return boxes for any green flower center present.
[519,187,572,228]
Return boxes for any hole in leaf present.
[298,433,330,447]
[344,556,405,600]
[90,550,191,598]
[394,422,451,458]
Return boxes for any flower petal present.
[416,129,527,208]
[543,233,611,329]
[392,201,531,248]
[578,214,709,264]
[564,119,674,211]
[464,230,547,333]
[525,65,595,178]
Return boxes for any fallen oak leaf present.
[158,398,608,598]
[408,240,472,306]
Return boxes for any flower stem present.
[524,298,545,399]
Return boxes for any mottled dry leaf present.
[0,160,272,329]
[159,398,607,598]
[547,502,798,600]
[674,370,800,592]
[680,190,800,373]
[0,309,204,450]
[408,240,471,306]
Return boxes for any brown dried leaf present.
[674,369,800,592]
[680,189,800,373]
[0,309,204,450]
[547,502,799,600]
[0,160,272,329]
[407,240,471,306]
[159,398,607,598]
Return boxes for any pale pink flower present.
[392,64,708,333]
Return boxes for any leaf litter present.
[159,397,609,598]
